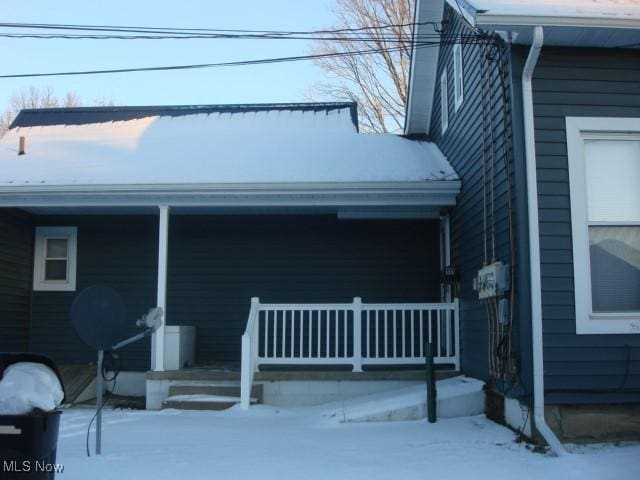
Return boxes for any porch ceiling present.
[19,204,445,219]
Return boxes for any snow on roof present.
[463,0,640,21]
[0,105,456,187]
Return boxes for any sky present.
[0,0,340,110]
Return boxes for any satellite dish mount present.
[70,286,163,455]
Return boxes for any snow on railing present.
[240,297,460,409]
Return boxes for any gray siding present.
[429,6,523,386]
[0,208,34,352]
[513,46,640,403]
[30,216,157,371]
[30,214,440,369]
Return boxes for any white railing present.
[240,297,460,409]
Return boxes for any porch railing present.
[240,297,460,409]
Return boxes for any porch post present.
[152,205,170,371]
[352,297,363,372]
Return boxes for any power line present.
[0,42,455,79]
[0,37,486,79]
[0,32,459,43]
[0,21,440,37]
[0,39,484,79]
[0,21,451,43]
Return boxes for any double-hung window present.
[440,70,449,134]
[566,117,640,334]
[33,226,78,291]
[453,43,464,111]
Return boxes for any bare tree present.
[0,87,114,136]
[309,0,414,133]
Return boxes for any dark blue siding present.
[512,45,640,403]
[430,6,522,386]
[167,215,442,364]
[30,214,440,369]
[0,208,33,352]
[30,216,157,371]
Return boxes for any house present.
[405,0,640,447]
[0,103,464,410]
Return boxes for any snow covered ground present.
[56,405,640,480]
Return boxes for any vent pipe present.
[18,136,26,155]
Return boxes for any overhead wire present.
[0,32,464,42]
[0,20,440,35]
[0,19,487,79]
[0,37,485,79]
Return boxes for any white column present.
[152,205,170,371]
[352,297,363,372]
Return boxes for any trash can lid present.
[0,353,66,404]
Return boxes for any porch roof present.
[0,103,459,208]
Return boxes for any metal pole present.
[425,341,436,423]
[96,349,103,455]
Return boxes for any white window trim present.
[566,116,640,334]
[453,43,464,111]
[33,226,78,291]
[440,70,449,134]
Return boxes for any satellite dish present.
[70,285,127,351]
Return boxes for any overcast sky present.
[0,0,339,109]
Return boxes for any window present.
[33,226,78,291]
[440,70,449,134]
[566,117,640,334]
[453,43,464,111]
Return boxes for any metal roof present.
[0,102,460,208]
[10,102,360,130]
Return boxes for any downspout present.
[522,25,567,456]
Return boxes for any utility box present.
[164,326,196,370]
[473,262,510,299]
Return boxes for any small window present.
[440,70,449,134]
[453,43,464,111]
[567,117,640,334]
[33,226,78,291]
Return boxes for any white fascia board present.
[476,14,640,30]
[404,0,445,136]
[0,181,461,208]
[444,0,477,27]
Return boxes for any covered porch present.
[2,203,461,408]
[0,102,461,409]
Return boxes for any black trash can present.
[0,353,65,480]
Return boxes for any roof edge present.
[10,101,360,130]
[404,0,445,136]
[476,13,640,30]
[0,180,462,208]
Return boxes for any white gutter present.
[0,181,461,208]
[477,14,640,30]
[522,25,567,457]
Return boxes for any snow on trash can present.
[0,353,65,480]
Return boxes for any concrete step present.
[162,394,258,411]
[321,376,485,422]
[147,369,459,383]
[168,383,263,402]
